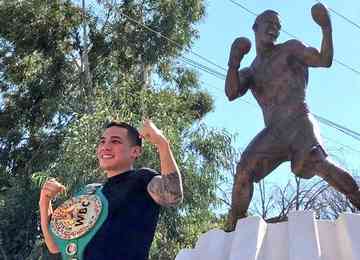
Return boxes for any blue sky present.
[185,0,360,189]
[2,0,358,202]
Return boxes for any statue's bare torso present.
[249,41,308,126]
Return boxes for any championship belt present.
[50,183,108,260]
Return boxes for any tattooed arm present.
[140,119,183,207]
[147,148,183,206]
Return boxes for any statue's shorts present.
[238,113,327,182]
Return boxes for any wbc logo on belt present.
[50,194,102,240]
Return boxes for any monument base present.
[176,211,360,260]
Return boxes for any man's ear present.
[131,146,142,160]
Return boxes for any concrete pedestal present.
[176,211,360,260]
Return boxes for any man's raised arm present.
[301,3,333,67]
[140,119,183,207]
[225,37,253,101]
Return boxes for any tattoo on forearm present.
[147,172,183,207]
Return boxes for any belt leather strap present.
[50,184,109,260]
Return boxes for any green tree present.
[0,1,83,258]
[0,0,235,259]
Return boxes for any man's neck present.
[256,39,275,57]
[106,166,134,178]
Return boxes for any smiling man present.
[225,4,360,231]
[39,119,183,259]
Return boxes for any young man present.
[39,119,183,259]
[225,3,360,231]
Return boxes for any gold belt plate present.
[50,195,102,240]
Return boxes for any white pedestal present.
[176,211,360,260]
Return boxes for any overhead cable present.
[317,0,360,31]
[121,11,360,144]
[227,0,360,76]
[121,12,227,73]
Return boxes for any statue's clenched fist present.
[228,37,251,68]
[311,3,331,28]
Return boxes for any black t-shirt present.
[84,168,160,260]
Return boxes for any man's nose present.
[100,142,112,151]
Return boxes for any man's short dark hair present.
[252,10,280,32]
[105,121,142,147]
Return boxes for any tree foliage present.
[0,0,237,259]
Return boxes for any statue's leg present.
[293,145,360,209]
[315,158,360,209]
[225,128,287,232]
[226,162,254,231]
[290,114,360,209]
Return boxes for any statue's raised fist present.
[231,37,251,56]
[311,3,331,28]
[228,37,251,68]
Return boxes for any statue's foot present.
[348,190,360,210]
[224,219,236,233]
[224,211,248,232]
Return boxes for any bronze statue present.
[225,3,360,231]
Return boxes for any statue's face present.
[255,14,281,46]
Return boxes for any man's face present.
[256,14,281,46]
[96,126,141,173]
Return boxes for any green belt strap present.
[50,184,109,260]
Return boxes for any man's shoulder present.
[281,39,306,50]
[137,167,158,175]
[136,168,160,183]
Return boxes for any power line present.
[179,57,226,80]
[187,48,360,144]
[315,114,360,138]
[197,79,360,155]
[121,12,227,73]
[120,11,360,145]
[328,7,360,31]
[202,79,360,155]
[313,114,360,141]
[227,0,360,76]
[317,0,360,31]
[177,57,256,106]
[331,59,360,75]
[187,55,360,149]
[182,60,360,145]
[322,135,360,155]
[228,0,257,16]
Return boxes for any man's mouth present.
[101,154,114,159]
[267,31,277,37]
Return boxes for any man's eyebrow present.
[99,135,123,141]
[110,136,122,139]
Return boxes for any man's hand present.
[228,37,251,68]
[40,178,66,203]
[139,119,167,147]
[39,178,64,254]
[141,119,183,207]
[311,3,331,29]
